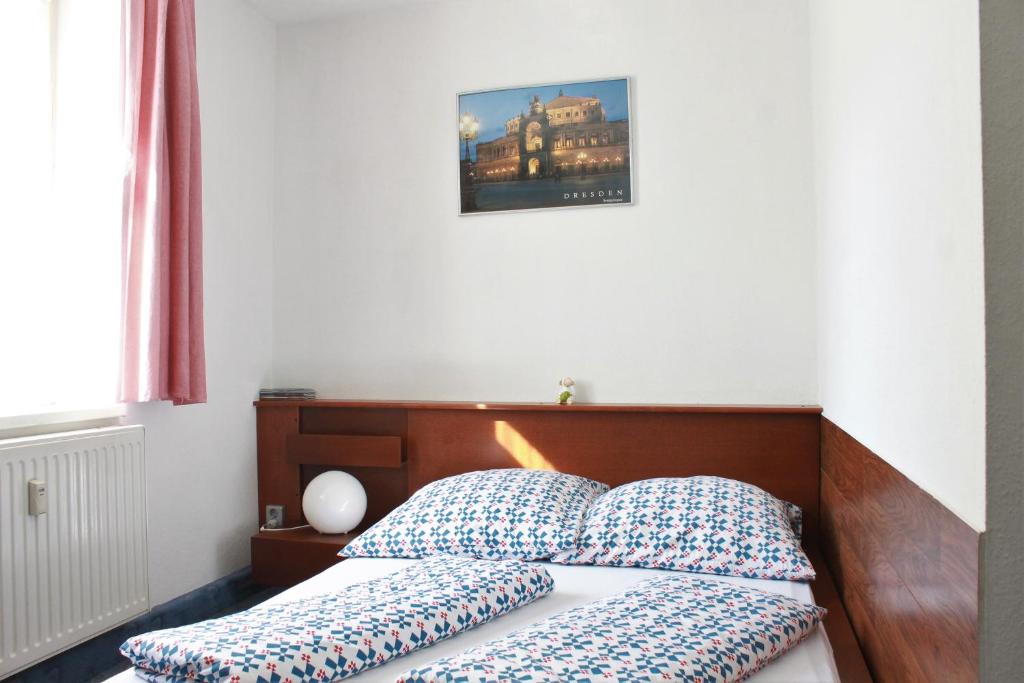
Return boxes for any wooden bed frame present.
[820,419,979,682]
[252,400,979,682]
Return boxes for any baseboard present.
[6,566,282,683]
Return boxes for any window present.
[0,1,124,422]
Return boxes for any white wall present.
[809,1,986,530]
[131,0,991,601]
[271,0,817,404]
[126,0,276,605]
[120,0,991,602]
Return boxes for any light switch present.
[28,479,47,516]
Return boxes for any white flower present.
[559,377,576,387]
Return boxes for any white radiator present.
[0,426,148,679]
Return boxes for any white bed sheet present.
[108,558,839,682]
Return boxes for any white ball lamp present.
[302,471,367,534]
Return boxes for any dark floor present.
[7,572,283,683]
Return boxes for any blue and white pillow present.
[399,572,826,682]
[122,557,554,683]
[341,469,608,560]
[551,476,815,580]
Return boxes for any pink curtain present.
[120,0,206,405]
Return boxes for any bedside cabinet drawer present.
[251,529,354,587]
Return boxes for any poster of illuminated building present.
[458,77,633,215]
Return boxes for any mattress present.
[107,559,839,682]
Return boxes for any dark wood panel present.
[806,547,874,683]
[822,474,933,682]
[258,399,823,414]
[286,434,404,468]
[300,407,408,436]
[256,406,302,527]
[820,418,979,682]
[407,409,822,543]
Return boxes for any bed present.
[108,557,838,683]
[110,400,871,682]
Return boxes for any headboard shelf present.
[255,399,822,414]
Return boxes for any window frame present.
[0,405,126,439]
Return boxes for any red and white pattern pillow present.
[399,572,826,682]
[123,557,554,682]
[551,476,815,580]
[341,469,608,560]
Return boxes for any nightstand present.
[252,402,411,587]
[251,528,354,586]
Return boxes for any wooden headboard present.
[256,400,822,539]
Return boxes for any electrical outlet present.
[265,505,284,529]
[28,479,47,516]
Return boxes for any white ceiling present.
[247,0,442,24]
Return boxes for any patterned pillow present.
[340,469,608,560]
[399,573,826,682]
[122,557,554,682]
[551,476,815,580]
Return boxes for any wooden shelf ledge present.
[256,399,822,414]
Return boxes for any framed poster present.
[457,77,633,215]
